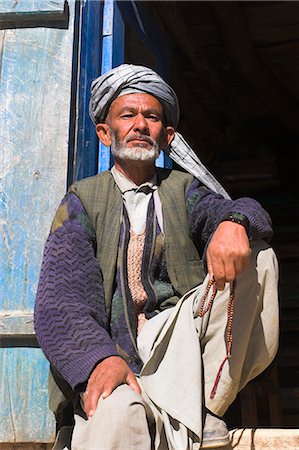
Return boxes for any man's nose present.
[133,113,149,132]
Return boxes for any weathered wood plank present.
[0,14,74,320]
[0,0,68,29]
[0,0,65,14]
[0,444,52,449]
[0,0,75,442]
[0,312,34,336]
[0,348,56,442]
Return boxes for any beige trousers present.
[71,241,279,450]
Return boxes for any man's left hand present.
[206,221,251,290]
[83,356,141,419]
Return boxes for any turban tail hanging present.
[89,64,230,199]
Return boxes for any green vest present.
[70,169,206,316]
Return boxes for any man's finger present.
[126,373,141,394]
[214,276,225,291]
[209,258,226,291]
[84,389,102,419]
[206,252,214,279]
[101,386,114,399]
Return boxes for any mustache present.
[125,134,156,146]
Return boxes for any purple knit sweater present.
[34,176,273,391]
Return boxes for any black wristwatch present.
[220,212,250,235]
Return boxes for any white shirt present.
[111,166,157,234]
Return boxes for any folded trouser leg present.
[200,240,279,417]
[138,240,279,447]
[71,384,153,450]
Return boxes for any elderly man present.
[34,64,279,450]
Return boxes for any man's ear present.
[161,126,175,150]
[96,123,112,146]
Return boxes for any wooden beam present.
[0,445,52,450]
[210,2,299,134]
[0,0,69,29]
[0,312,34,337]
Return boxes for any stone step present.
[225,428,299,449]
[1,429,298,449]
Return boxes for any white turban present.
[89,64,230,198]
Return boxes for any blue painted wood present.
[72,0,103,182]
[98,0,124,173]
[0,0,68,28]
[0,0,76,442]
[1,348,54,442]
[102,0,125,71]
[0,0,65,14]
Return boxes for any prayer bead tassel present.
[196,277,236,399]
[210,279,236,400]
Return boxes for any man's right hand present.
[83,356,141,419]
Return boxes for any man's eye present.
[121,113,134,119]
[148,115,159,121]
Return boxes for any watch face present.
[222,213,249,234]
[231,212,246,221]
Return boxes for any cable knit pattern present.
[127,230,148,308]
[34,193,118,390]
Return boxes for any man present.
[34,64,279,450]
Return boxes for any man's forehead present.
[109,93,164,112]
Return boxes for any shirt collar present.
[111,165,157,194]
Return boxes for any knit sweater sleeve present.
[186,178,273,253]
[34,192,118,391]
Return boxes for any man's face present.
[96,93,174,163]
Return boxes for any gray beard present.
[110,133,160,162]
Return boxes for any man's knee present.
[99,384,142,412]
[72,385,151,449]
[91,384,146,427]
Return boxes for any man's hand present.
[83,356,141,419]
[206,221,251,290]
